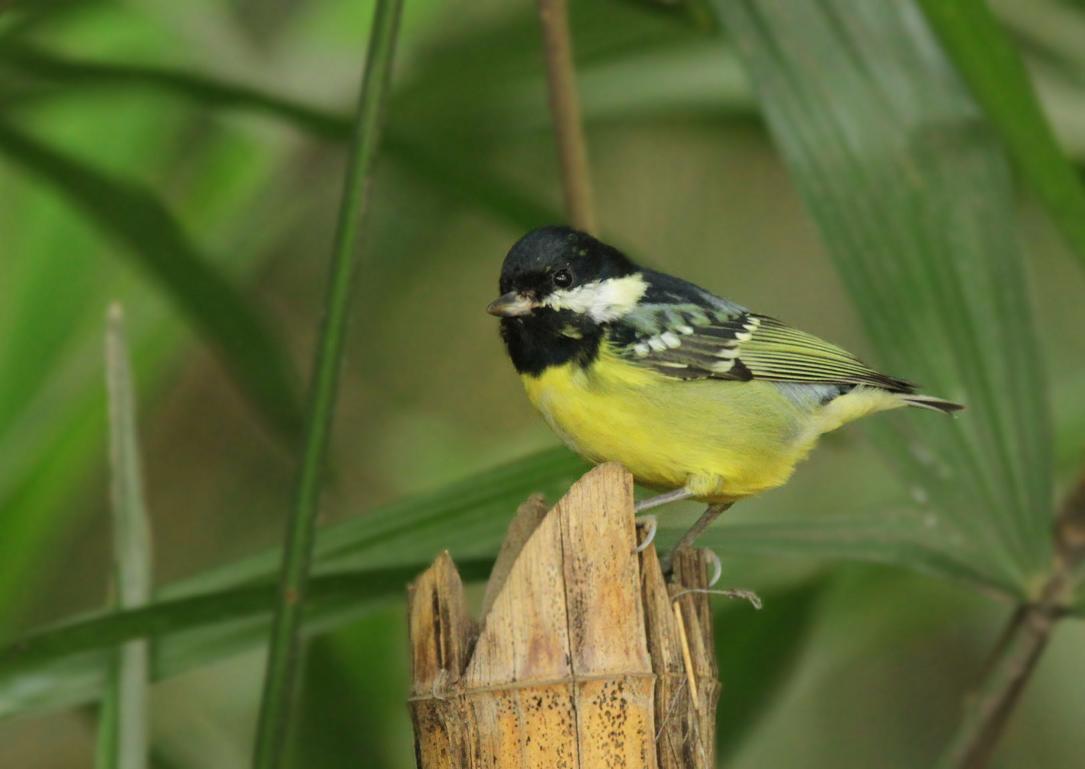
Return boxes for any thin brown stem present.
[537,0,597,234]
[938,475,1085,769]
[1055,471,1085,570]
[938,588,1060,769]
[662,503,732,573]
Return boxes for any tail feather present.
[900,394,965,415]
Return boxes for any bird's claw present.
[698,550,760,608]
[634,514,658,553]
[704,548,722,588]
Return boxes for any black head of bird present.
[488,226,649,375]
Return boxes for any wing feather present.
[612,303,913,392]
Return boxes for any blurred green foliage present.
[1,0,1084,767]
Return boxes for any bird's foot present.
[634,514,657,553]
[634,487,694,513]
[715,587,762,609]
[671,550,763,609]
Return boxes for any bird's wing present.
[612,302,912,391]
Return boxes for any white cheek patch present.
[543,273,648,322]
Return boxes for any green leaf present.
[0,446,584,717]
[0,559,492,719]
[0,119,302,442]
[0,0,103,36]
[916,0,1085,272]
[0,46,560,251]
[0,118,292,631]
[174,447,587,595]
[100,306,152,769]
[701,518,1017,599]
[710,0,1054,592]
[0,44,348,139]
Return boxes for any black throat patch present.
[500,310,603,376]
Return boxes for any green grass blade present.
[173,447,587,596]
[100,306,152,769]
[0,559,492,719]
[0,0,101,36]
[0,121,302,443]
[916,0,1085,272]
[0,46,559,233]
[0,445,584,719]
[252,2,403,766]
[710,0,1054,591]
[0,44,349,139]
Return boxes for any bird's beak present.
[487,291,536,317]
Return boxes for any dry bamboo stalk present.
[408,463,719,768]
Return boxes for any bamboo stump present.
[407,463,719,768]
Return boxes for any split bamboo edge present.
[407,462,720,769]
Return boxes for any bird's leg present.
[662,502,733,573]
[633,488,694,554]
[634,487,694,513]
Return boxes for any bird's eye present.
[553,269,573,288]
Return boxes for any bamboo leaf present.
[0,559,491,719]
[0,445,584,718]
[710,0,1054,592]
[0,46,561,258]
[0,121,302,442]
[0,44,348,139]
[700,518,1017,600]
[100,305,152,769]
[0,0,101,35]
[916,0,1085,272]
[174,447,587,596]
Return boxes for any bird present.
[488,226,963,553]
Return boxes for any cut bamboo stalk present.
[408,463,719,768]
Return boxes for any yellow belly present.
[521,352,817,501]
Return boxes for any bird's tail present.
[900,394,965,415]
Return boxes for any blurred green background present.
[2,0,1084,767]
